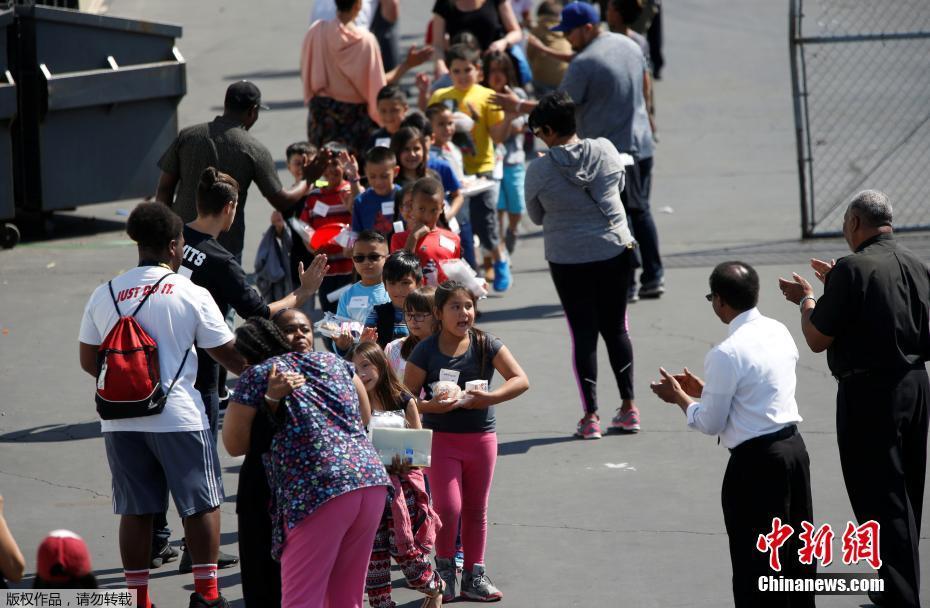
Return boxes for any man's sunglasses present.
[705,293,714,302]
[352,254,385,263]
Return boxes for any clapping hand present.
[340,151,360,183]
[650,367,692,408]
[672,367,704,399]
[777,273,814,305]
[810,258,835,284]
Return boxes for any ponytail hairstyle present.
[196,167,240,216]
[234,317,292,365]
[352,341,409,411]
[434,280,490,373]
[400,286,437,360]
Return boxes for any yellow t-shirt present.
[429,84,504,176]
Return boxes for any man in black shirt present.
[156,81,326,259]
[154,167,327,574]
[780,190,930,608]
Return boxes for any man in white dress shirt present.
[651,261,815,608]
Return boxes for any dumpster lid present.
[15,5,182,39]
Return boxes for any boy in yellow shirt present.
[429,44,512,291]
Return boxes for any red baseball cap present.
[36,530,92,582]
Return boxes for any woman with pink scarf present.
[300,0,432,157]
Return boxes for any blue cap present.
[550,2,599,32]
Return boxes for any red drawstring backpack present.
[95,273,189,420]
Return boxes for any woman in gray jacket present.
[525,91,640,440]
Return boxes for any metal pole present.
[789,0,811,238]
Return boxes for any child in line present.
[365,251,422,349]
[483,51,528,256]
[353,146,401,236]
[369,85,409,151]
[404,281,529,602]
[429,44,512,292]
[384,286,436,379]
[392,126,464,236]
[392,183,415,235]
[335,230,392,352]
[393,178,462,286]
[280,141,319,312]
[352,342,444,608]
[426,103,477,271]
[298,142,361,313]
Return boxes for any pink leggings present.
[281,486,387,608]
[428,431,497,570]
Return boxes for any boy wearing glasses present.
[334,230,391,352]
[364,251,423,349]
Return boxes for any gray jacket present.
[525,137,635,264]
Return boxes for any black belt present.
[834,364,926,382]
[729,424,798,455]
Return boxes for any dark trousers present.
[837,369,929,608]
[238,505,280,608]
[153,389,220,550]
[721,427,815,608]
[620,157,663,289]
[548,249,635,415]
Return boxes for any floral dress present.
[232,350,390,559]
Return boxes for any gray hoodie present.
[525,137,635,264]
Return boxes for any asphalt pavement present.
[0,0,922,606]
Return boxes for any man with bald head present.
[780,190,930,607]
[654,261,814,607]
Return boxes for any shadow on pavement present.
[0,421,101,443]
[477,303,564,324]
[498,435,576,456]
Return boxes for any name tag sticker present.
[375,137,391,148]
[439,235,456,253]
[349,295,369,309]
[439,368,460,384]
[393,221,405,233]
[313,201,330,217]
[381,202,394,217]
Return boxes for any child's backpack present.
[95,273,190,420]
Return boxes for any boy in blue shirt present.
[352,146,401,236]
[364,251,423,348]
[334,230,391,353]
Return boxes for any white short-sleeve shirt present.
[79,266,234,433]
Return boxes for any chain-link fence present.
[789,0,930,237]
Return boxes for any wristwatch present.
[799,295,816,310]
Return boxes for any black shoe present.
[179,539,239,574]
[150,541,178,569]
[188,592,229,608]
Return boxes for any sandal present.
[420,578,445,608]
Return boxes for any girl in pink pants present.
[405,281,530,602]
